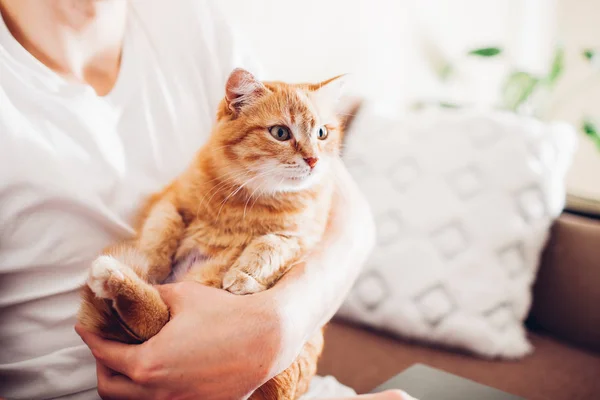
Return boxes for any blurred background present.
[221,0,600,214]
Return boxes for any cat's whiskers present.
[204,169,250,192]
[200,166,242,186]
[243,178,268,219]
[216,169,273,220]
[200,172,249,211]
[275,176,286,195]
[249,176,276,212]
[195,169,252,218]
[243,167,281,218]
[194,170,247,208]
[247,168,283,214]
[242,173,274,215]
[216,174,263,218]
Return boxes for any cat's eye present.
[269,125,291,141]
[317,126,328,140]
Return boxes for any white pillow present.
[338,106,577,358]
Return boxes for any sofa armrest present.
[531,213,600,353]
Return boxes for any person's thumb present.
[154,283,184,313]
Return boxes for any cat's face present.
[213,69,345,193]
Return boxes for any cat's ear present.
[310,74,347,104]
[225,68,267,115]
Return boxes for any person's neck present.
[0,0,127,95]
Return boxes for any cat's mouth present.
[251,163,324,192]
[254,170,320,193]
[280,168,322,188]
[284,169,316,182]
[287,174,309,181]
[287,176,308,182]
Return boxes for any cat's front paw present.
[87,256,128,299]
[222,269,267,295]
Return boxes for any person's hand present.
[328,390,416,400]
[76,281,285,400]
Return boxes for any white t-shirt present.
[0,2,361,398]
[0,1,258,398]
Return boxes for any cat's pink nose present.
[304,157,319,169]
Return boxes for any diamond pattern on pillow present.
[389,157,421,192]
[414,284,456,327]
[497,242,527,278]
[430,221,469,260]
[448,165,485,200]
[337,107,576,358]
[354,269,390,311]
[516,185,547,222]
[376,211,404,247]
[483,303,516,332]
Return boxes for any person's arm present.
[264,158,376,374]
[76,158,375,399]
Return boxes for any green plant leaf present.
[546,46,564,86]
[468,47,502,57]
[583,49,596,61]
[410,101,462,110]
[438,63,455,81]
[583,49,599,72]
[583,118,600,151]
[439,102,461,109]
[501,71,539,112]
[583,119,597,135]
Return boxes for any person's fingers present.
[96,361,151,400]
[96,361,119,377]
[75,324,140,378]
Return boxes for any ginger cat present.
[78,68,346,399]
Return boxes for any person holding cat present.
[0,0,414,399]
